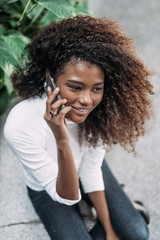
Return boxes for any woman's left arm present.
[88,190,120,240]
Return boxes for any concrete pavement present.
[0,0,160,239]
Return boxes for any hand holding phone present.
[44,70,65,114]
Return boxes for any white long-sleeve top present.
[4,94,105,206]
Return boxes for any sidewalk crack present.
[0,220,40,228]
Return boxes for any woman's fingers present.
[45,86,60,113]
[44,86,71,120]
[50,98,67,114]
[49,105,71,121]
[44,87,71,142]
[58,106,72,119]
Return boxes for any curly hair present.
[11,15,154,151]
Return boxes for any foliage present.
[0,0,91,113]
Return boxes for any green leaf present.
[0,24,6,35]
[0,32,30,95]
[20,0,32,9]
[37,0,75,19]
[20,0,33,19]
[80,0,88,9]
[0,49,14,94]
[13,32,30,44]
[4,72,13,95]
[0,68,5,90]
[10,20,18,28]
[30,4,44,24]
[0,86,10,114]
[0,33,29,62]
[0,38,22,62]
[74,6,91,15]
[1,3,21,19]
[0,47,17,74]
[39,11,60,26]
[0,0,18,8]
[70,0,88,9]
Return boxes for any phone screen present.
[44,72,65,114]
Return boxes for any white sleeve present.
[4,118,81,206]
[79,144,105,193]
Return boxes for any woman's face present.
[56,61,104,123]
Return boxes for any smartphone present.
[44,70,65,114]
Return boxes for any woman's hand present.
[44,87,71,144]
[106,227,120,240]
[44,87,79,200]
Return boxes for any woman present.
[4,15,153,240]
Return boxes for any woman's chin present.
[66,111,88,124]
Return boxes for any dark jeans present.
[27,160,149,240]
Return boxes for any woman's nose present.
[79,91,92,105]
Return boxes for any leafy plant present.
[0,0,91,114]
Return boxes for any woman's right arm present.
[44,87,79,200]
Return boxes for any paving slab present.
[0,223,49,240]
[0,1,160,239]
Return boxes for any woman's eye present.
[70,86,81,91]
[93,88,103,92]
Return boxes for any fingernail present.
[55,87,59,91]
[63,99,67,103]
[47,86,51,92]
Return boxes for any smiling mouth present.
[72,107,89,116]
[72,106,89,113]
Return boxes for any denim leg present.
[27,187,93,240]
[81,160,149,240]
[101,160,149,240]
[80,183,106,240]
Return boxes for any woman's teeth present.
[73,107,87,112]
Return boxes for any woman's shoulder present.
[9,95,45,115]
[4,95,47,138]
[7,94,46,118]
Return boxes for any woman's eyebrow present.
[66,80,84,85]
[94,82,104,86]
[66,80,104,86]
